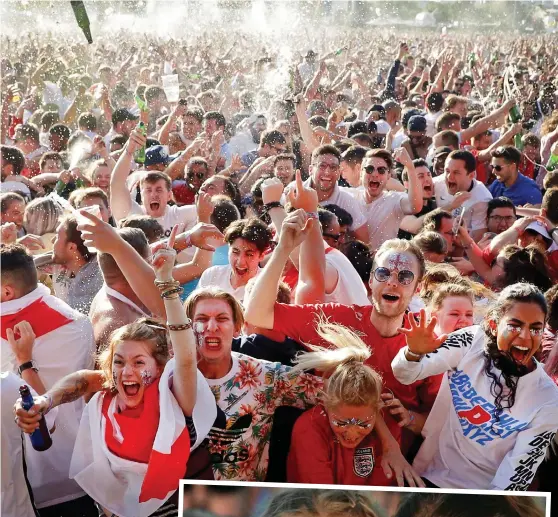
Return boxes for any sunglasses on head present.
[364,165,388,175]
[373,267,415,285]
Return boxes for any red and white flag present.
[69,360,216,517]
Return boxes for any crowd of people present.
[1,19,558,517]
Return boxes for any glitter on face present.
[386,252,413,272]
[193,322,205,348]
[140,370,153,386]
[504,324,521,334]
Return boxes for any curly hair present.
[480,283,547,427]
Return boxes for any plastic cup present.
[162,74,179,103]
[75,205,101,253]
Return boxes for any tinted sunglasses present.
[188,172,206,180]
[491,164,507,172]
[364,165,388,175]
[373,267,415,285]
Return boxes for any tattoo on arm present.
[52,372,94,406]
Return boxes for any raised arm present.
[110,129,145,221]
[245,209,314,329]
[460,99,515,142]
[152,237,197,416]
[476,123,522,162]
[396,148,423,215]
[288,171,326,304]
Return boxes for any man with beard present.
[50,214,103,315]
[399,159,437,239]
[354,148,423,251]
[110,128,198,237]
[246,228,444,463]
[285,145,369,242]
[433,150,492,241]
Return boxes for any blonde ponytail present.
[292,319,383,409]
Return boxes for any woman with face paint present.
[13,234,216,517]
[287,322,423,487]
[392,283,558,491]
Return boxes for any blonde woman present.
[14,232,216,517]
[287,322,423,487]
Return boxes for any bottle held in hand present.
[19,385,52,452]
[135,122,147,164]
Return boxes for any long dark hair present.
[481,283,547,427]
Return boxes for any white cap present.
[525,221,551,242]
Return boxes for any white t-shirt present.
[125,201,198,238]
[285,180,367,232]
[198,264,261,304]
[354,189,408,252]
[1,373,57,517]
[392,326,558,490]
[0,284,95,508]
[42,81,73,117]
[324,247,370,306]
[434,175,492,232]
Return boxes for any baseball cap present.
[145,145,171,167]
[525,221,552,244]
[111,108,139,126]
[434,146,453,158]
[402,109,424,130]
[407,115,427,132]
[368,104,386,119]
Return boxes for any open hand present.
[76,210,121,255]
[398,309,448,356]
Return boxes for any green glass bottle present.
[70,1,93,44]
[135,95,148,113]
[508,103,523,149]
[135,122,147,164]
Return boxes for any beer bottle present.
[19,385,53,452]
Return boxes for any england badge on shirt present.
[353,447,374,478]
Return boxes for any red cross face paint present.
[371,251,419,318]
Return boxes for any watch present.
[17,360,38,376]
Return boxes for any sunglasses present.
[323,232,341,242]
[491,164,508,172]
[364,165,388,175]
[188,172,206,180]
[373,267,415,286]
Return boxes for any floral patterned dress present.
[203,352,323,481]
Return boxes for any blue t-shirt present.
[488,173,542,206]
[181,245,230,300]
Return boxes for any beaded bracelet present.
[167,320,192,332]
[160,287,184,299]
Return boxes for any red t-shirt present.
[470,149,488,185]
[172,182,196,206]
[546,249,558,283]
[287,405,397,486]
[273,303,442,414]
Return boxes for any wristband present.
[167,320,192,332]
[183,232,192,249]
[161,286,184,299]
[306,211,319,220]
[263,201,283,213]
[405,347,423,361]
